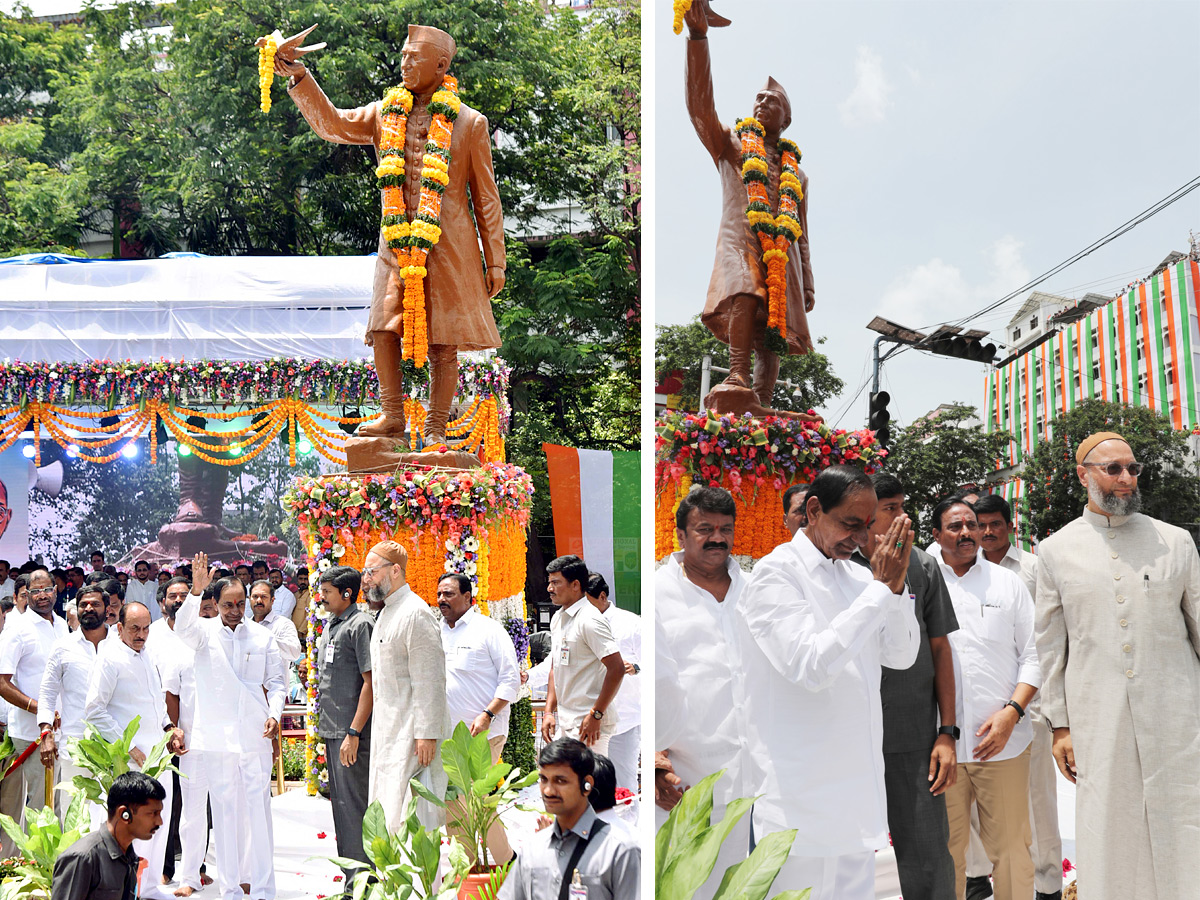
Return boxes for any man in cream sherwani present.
[177,555,285,900]
[1035,431,1200,900]
[360,541,449,831]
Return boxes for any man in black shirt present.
[52,771,166,900]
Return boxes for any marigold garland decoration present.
[376,75,461,369]
[672,0,693,34]
[735,117,803,355]
[257,31,281,114]
[285,465,532,794]
[654,410,885,563]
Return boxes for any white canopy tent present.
[0,254,376,362]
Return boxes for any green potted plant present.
[409,721,537,899]
[317,796,470,900]
[0,795,90,899]
[62,717,178,808]
[656,769,812,900]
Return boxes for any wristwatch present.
[483,709,496,720]
[347,727,361,738]
[938,724,960,741]
[1005,700,1026,721]
[632,663,640,674]
[590,708,604,721]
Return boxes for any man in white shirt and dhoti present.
[177,555,286,900]
[37,585,110,823]
[249,580,303,669]
[1035,431,1200,900]
[739,465,919,899]
[438,572,520,865]
[585,572,642,792]
[654,485,754,900]
[83,600,185,899]
[125,561,161,621]
[360,541,449,832]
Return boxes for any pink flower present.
[1062,858,1075,875]
[317,831,327,839]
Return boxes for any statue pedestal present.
[703,382,823,423]
[343,437,481,473]
[128,522,287,565]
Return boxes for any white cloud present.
[877,236,1031,328]
[839,46,894,126]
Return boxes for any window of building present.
[1030,316,1038,329]
[1013,327,1021,340]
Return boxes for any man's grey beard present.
[1088,479,1142,517]
[366,582,389,606]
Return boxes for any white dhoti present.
[773,850,875,900]
[208,751,274,900]
[176,748,212,891]
[606,726,640,791]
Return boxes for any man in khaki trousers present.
[929,499,1040,900]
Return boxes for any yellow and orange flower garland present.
[654,410,885,564]
[672,0,693,34]
[735,117,803,355]
[286,465,533,794]
[257,31,281,114]
[376,75,461,370]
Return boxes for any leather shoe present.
[1035,892,1062,900]
[965,875,993,900]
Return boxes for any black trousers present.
[325,735,372,886]
[885,746,957,900]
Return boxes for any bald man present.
[1035,431,1200,900]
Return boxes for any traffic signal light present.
[928,332,998,363]
[868,391,891,450]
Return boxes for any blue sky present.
[650,0,1200,429]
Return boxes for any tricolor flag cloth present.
[543,444,641,613]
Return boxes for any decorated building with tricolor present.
[983,244,1200,543]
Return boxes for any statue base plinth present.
[128,523,288,564]
[703,382,823,422]
[344,437,481,473]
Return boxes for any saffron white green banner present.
[543,444,641,613]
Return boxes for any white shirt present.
[161,646,198,736]
[527,658,550,701]
[174,590,286,755]
[441,605,521,739]
[83,639,170,756]
[654,552,753,813]
[600,603,640,736]
[259,609,303,666]
[145,618,186,679]
[0,611,70,740]
[995,542,1038,600]
[37,627,107,740]
[739,529,919,855]
[0,580,13,602]
[549,597,620,738]
[273,585,297,620]
[931,546,1042,763]
[124,578,161,620]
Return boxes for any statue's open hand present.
[257,25,326,82]
[486,269,505,299]
[685,0,732,37]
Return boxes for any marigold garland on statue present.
[735,116,803,355]
[672,0,693,34]
[257,31,281,113]
[376,75,461,369]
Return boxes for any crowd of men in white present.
[0,538,644,900]
[656,432,1200,900]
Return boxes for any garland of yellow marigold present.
[376,75,461,370]
[735,117,803,355]
[671,0,693,34]
[257,31,280,114]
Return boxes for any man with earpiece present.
[498,738,640,899]
[313,564,375,887]
[52,771,167,900]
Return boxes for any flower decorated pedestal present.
[654,410,886,568]
[283,462,534,794]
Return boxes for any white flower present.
[445,538,458,552]
[332,544,346,558]
[465,562,477,576]
[310,542,321,556]
[317,558,332,571]
[443,560,456,572]
[462,536,479,552]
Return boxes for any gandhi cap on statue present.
[406,24,457,62]
[760,76,792,119]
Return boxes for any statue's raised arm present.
[683,0,732,161]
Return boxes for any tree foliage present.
[1019,399,1200,541]
[881,404,1012,545]
[655,317,844,415]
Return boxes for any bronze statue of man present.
[272,24,506,445]
[684,1,816,416]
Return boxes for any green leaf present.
[769,891,812,900]
[711,829,798,900]
[655,769,724,882]
[0,813,29,855]
[361,802,389,855]
[659,795,756,900]
[407,775,445,809]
